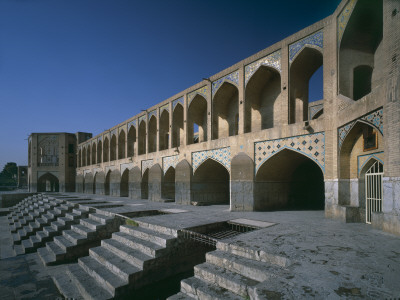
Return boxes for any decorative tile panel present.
[338,0,357,43]
[97,136,102,142]
[338,108,383,149]
[162,155,179,174]
[141,159,154,175]
[192,147,231,173]
[148,109,157,120]
[188,86,208,106]
[309,104,324,120]
[119,125,127,134]
[139,115,146,124]
[160,103,169,115]
[255,132,325,174]
[357,152,384,176]
[128,120,137,130]
[212,71,239,96]
[245,50,281,85]
[110,129,117,138]
[173,97,184,110]
[289,31,323,63]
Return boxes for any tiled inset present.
[160,103,169,114]
[212,71,239,96]
[162,155,179,174]
[338,0,357,43]
[141,159,154,175]
[128,120,137,130]
[357,152,384,175]
[338,108,383,149]
[148,109,157,120]
[188,86,208,106]
[110,129,117,138]
[255,132,325,174]
[289,31,323,63]
[172,97,184,110]
[245,50,281,85]
[97,136,102,142]
[309,104,324,120]
[192,147,231,173]
[139,115,146,124]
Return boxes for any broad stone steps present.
[52,272,84,300]
[67,264,113,300]
[111,232,166,257]
[120,224,177,247]
[194,262,259,297]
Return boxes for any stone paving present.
[1,193,400,299]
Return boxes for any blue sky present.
[0,0,341,170]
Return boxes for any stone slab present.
[228,218,276,228]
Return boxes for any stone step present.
[135,220,178,237]
[120,225,176,247]
[206,250,285,282]
[28,221,40,231]
[36,231,48,243]
[58,216,78,226]
[35,217,47,228]
[46,241,66,261]
[42,213,55,223]
[63,230,89,245]
[54,235,75,251]
[167,292,195,300]
[14,244,24,256]
[67,264,113,300]
[89,246,142,282]
[71,224,96,238]
[52,272,85,300]
[111,232,165,258]
[194,262,258,297]
[51,221,67,231]
[43,226,58,238]
[89,213,114,225]
[21,238,36,254]
[80,219,106,231]
[73,208,90,215]
[10,224,17,233]
[180,276,243,300]
[79,256,128,297]
[101,238,153,269]
[12,233,20,243]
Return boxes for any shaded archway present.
[172,104,184,148]
[82,147,87,167]
[148,116,157,153]
[188,95,207,144]
[255,149,324,210]
[86,144,91,166]
[97,141,102,164]
[212,82,239,139]
[78,149,82,168]
[94,171,105,195]
[159,110,169,151]
[103,137,109,162]
[138,120,146,155]
[120,169,129,197]
[105,171,111,195]
[244,66,281,132]
[91,143,96,165]
[118,130,126,160]
[289,47,323,123]
[127,126,136,157]
[110,135,117,161]
[192,159,229,205]
[38,173,59,192]
[162,167,175,200]
[339,0,383,100]
[141,169,149,199]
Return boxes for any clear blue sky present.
[0,0,341,171]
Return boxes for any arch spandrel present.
[192,147,231,173]
[245,50,281,86]
[162,155,179,174]
[289,31,323,64]
[212,71,239,96]
[357,152,384,176]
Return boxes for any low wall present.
[0,193,37,208]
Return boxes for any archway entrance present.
[162,167,175,200]
[141,169,149,199]
[105,171,111,195]
[191,159,229,205]
[255,149,324,210]
[365,160,383,224]
[38,173,59,192]
[120,169,129,197]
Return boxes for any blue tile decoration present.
[119,125,126,134]
[141,159,154,175]
[338,108,383,149]
[192,147,231,173]
[160,103,169,115]
[212,71,239,96]
[148,109,157,120]
[289,31,323,63]
[245,50,281,85]
[139,115,146,124]
[110,129,117,138]
[172,97,184,110]
[255,132,325,174]
[162,155,179,174]
[128,120,137,130]
[97,136,102,142]
[309,104,324,120]
[338,0,357,43]
[357,152,384,176]
[188,86,208,106]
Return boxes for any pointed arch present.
[78,148,82,168]
[110,134,117,161]
[120,169,129,197]
[82,147,87,167]
[148,115,157,153]
[159,110,170,151]
[162,166,175,200]
[103,137,109,162]
[188,94,207,144]
[105,170,111,195]
[138,120,146,155]
[91,143,96,165]
[38,172,59,192]
[97,140,102,164]
[118,130,126,159]
[86,144,91,165]
[127,126,136,157]
[172,103,184,148]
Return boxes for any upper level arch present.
[148,115,157,153]
[110,134,117,161]
[97,140,102,164]
[172,103,183,148]
[187,94,207,145]
[127,125,136,157]
[118,129,126,160]
[103,136,109,163]
[138,119,146,155]
[159,109,169,151]
[91,142,96,165]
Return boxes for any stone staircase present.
[38,211,122,266]
[169,241,292,300]
[53,221,186,299]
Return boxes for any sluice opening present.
[119,210,170,218]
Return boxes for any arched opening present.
[103,137,109,162]
[188,95,207,145]
[148,116,157,153]
[192,159,229,205]
[38,173,59,192]
[339,0,383,100]
[91,143,96,165]
[339,121,383,208]
[86,144,91,166]
[138,120,146,155]
[110,135,117,161]
[255,149,324,211]
[162,167,175,200]
[244,66,281,132]
[105,171,111,195]
[212,82,239,139]
[172,104,184,148]
[82,147,87,167]
[159,110,169,151]
[290,47,323,123]
[127,126,136,157]
[97,141,102,164]
[309,66,323,103]
[120,169,129,197]
[78,149,82,168]
[141,169,149,199]
[118,130,126,160]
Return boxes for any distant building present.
[17,166,28,188]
